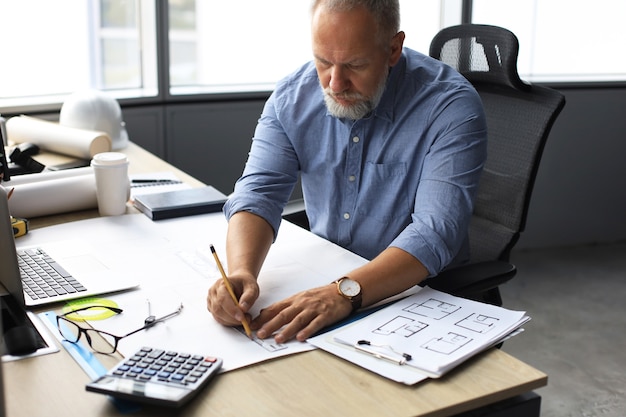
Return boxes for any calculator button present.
[148,349,165,359]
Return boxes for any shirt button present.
[343,212,350,220]
[352,136,360,143]
[348,175,356,182]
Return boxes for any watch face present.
[339,278,361,297]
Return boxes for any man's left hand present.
[252,284,351,343]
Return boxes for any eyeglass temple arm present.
[153,303,184,323]
[125,303,184,336]
[61,305,124,317]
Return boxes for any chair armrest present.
[423,260,517,299]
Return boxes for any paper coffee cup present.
[91,152,130,216]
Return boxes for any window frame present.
[0,0,624,116]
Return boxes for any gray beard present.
[322,76,387,120]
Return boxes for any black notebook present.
[133,186,228,220]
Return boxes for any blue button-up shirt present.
[224,48,487,276]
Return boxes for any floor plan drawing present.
[373,315,428,337]
[456,313,500,334]
[404,297,461,320]
[358,298,497,356]
[329,287,529,378]
[422,332,471,354]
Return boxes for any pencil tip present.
[209,244,216,253]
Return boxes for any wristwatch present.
[334,277,362,312]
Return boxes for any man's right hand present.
[206,273,259,327]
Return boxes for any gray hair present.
[311,0,401,41]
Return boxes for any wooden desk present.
[4,143,547,417]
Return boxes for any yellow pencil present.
[210,244,252,339]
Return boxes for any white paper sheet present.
[18,213,369,372]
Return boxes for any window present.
[0,1,94,98]
[4,0,620,112]
[169,0,198,87]
[97,0,143,89]
[472,0,626,82]
[169,0,314,94]
[401,0,463,55]
[0,0,456,110]
[169,0,455,95]
[0,0,156,111]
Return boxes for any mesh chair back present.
[430,24,565,263]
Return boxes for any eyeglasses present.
[56,304,183,354]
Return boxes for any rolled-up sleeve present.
[390,87,487,276]
[223,91,300,239]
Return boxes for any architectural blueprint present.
[331,287,530,378]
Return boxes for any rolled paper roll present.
[6,115,111,159]
[6,170,98,218]
[5,166,94,186]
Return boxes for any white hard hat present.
[60,90,129,150]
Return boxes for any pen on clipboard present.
[209,244,253,339]
[131,179,182,184]
[354,340,412,365]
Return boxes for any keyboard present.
[86,346,223,407]
[17,248,87,300]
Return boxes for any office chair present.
[422,24,566,305]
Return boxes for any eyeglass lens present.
[57,318,118,354]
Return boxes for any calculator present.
[86,346,223,407]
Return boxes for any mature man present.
[207,0,487,343]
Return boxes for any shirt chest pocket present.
[356,162,411,223]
